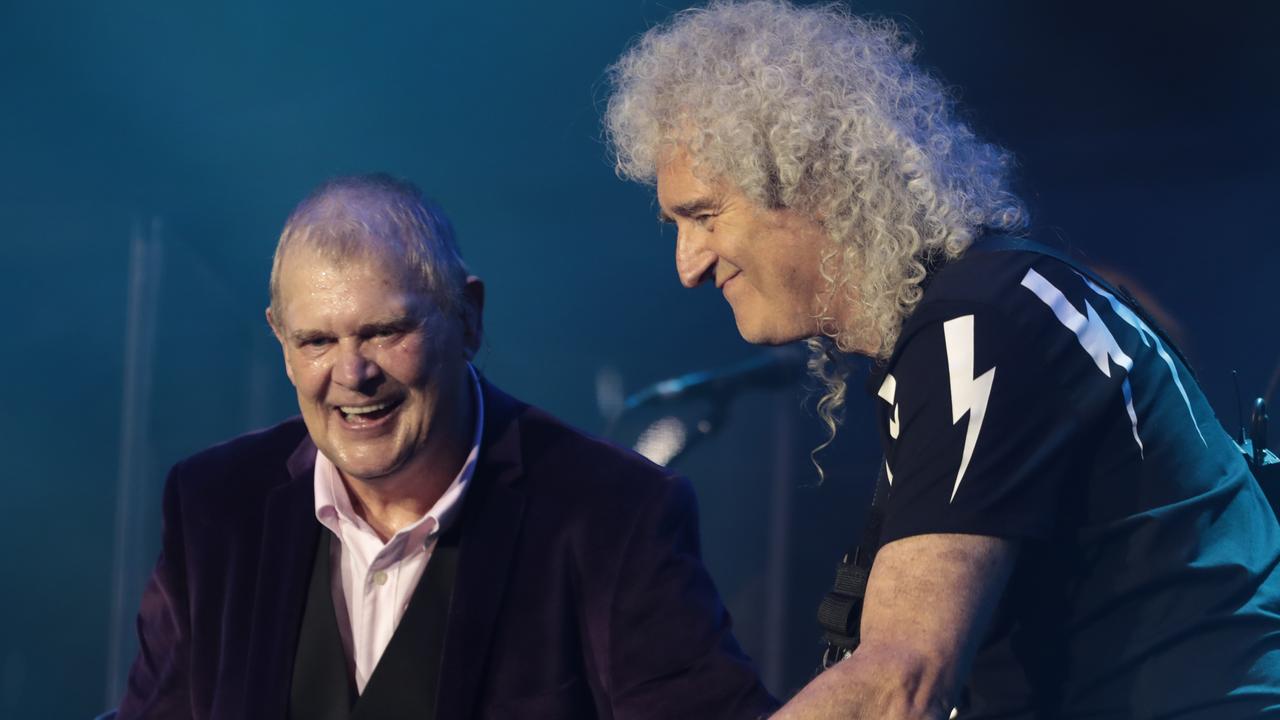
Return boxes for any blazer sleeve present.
[116,463,193,719]
[604,475,779,720]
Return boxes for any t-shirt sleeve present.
[875,304,1085,544]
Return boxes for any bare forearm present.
[770,647,951,720]
[772,535,1013,719]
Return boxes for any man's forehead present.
[657,150,715,205]
[280,234,409,278]
[275,246,427,313]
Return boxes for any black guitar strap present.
[816,460,889,669]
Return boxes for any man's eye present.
[302,337,332,348]
[694,213,716,224]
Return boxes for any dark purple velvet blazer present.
[117,380,777,720]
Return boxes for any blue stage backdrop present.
[0,1,1276,716]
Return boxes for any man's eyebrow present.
[659,198,719,223]
[358,316,422,336]
[286,317,421,344]
[288,329,332,344]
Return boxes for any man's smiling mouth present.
[335,398,403,424]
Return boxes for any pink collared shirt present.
[312,365,484,693]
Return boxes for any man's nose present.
[333,341,381,390]
[675,230,716,289]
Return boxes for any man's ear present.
[265,307,296,386]
[459,276,485,361]
[265,307,283,342]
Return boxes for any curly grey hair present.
[604,0,1027,451]
[268,174,469,327]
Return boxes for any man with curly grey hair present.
[606,1,1280,718]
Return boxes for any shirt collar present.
[313,363,485,544]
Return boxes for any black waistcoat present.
[289,530,460,720]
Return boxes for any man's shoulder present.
[493,386,682,503]
[519,403,676,482]
[495,392,704,558]
[177,416,309,473]
[925,246,1061,307]
[897,245,1093,350]
[168,416,309,503]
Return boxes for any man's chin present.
[334,460,402,485]
[734,319,805,347]
[325,441,407,484]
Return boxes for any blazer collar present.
[435,376,529,720]
[243,432,320,718]
[286,431,318,483]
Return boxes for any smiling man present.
[606,2,1280,718]
[116,174,777,719]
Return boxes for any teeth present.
[340,401,391,415]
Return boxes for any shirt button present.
[373,570,388,586]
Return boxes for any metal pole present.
[104,217,163,707]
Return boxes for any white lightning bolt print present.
[877,374,899,485]
[878,374,900,440]
[1078,274,1205,446]
[1021,269,1145,456]
[944,316,997,503]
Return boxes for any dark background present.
[1,1,1276,716]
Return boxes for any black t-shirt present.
[869,247,1280,718]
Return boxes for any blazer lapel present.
[435,381,528,720]
[242,436,322,719]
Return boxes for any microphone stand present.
[660,391,732,470]
[607,347,806,468]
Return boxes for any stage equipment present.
[611,345,808,468]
